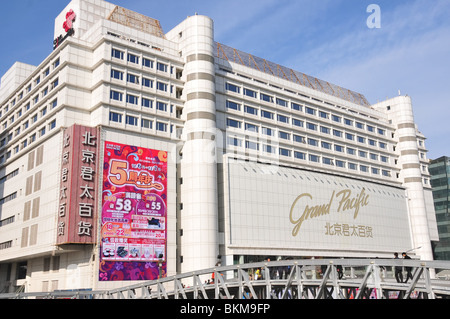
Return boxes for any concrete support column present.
[392,96,433,261]
[179,15,219,273]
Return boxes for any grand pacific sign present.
[289,188,370,237]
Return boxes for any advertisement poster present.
[99,141,167,281]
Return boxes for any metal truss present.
[2,259,450,299]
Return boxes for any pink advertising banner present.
[99,141,168,281]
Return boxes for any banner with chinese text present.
[57,125,99,245]
[99,141,168,281]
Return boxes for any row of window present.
[226,117,389,165]
[1,99,58,151]
[226,100,389,152]
[112,48,172,73]
[109,111,172,133]
[0,119,56,165]
[226,136,392,177]
[226,82,389,136]
[1,58,60,122]
[110,90,177,115]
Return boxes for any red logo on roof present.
[63,9,76,32]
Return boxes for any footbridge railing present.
[2,259,450,299]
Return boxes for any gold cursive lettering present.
[290,191,334,237]
[290,189,369,236]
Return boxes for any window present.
[293,134,305,143]
[359,150,367,158]
[308,138,318,147]
[109,112,122,123]
[277,114,289,124]
[244,105,258,115]
[156,102,167,112]
[356,122,364,129]
[371,167,380,175]
[309,154,320,162]
[156,122,167,132]
[227,137,242,147]
[227,118,241,129]
[49,119,56,130]
[293,119,303,127]
[51,78,59,89]
[261,110,274,120]
[332,115,341,123]
[126,94,138,105]
[368,139,376,146]
[263,144,276,154]
[39,127,46,137]
[294,151,306,160]
[348,162,357,170]
[333,129,343,137]
[111,69,123,80]
[127,73,139,84]
[53,58,60,68]
[110,90,123,101]
[323,157,334,165]
[244,88,257,98]
[367,125,375,132]
[260,93,273,103]
[126,115,138,126]
[245,140,259,150]
[276,98,288,107]
[279,148,291,157]
[336,160,345,168]
[321,141,331,150]
[319,111,328,119]
[142,98,153,108]
[360,165,369,173]
[334,145,344,152]
[306,122,317,131]
[291,103,302,111]
[344,118,353,126]
[345,133,354,141]
[245,123,258,133]
[379,142,387,149]
[141,118,153,129]
[156,82,167,92]
[357,136,366,144]
[157,62,168,72]
[279,131,290,140]
[112,49,124,59]
[226,101,241,111]
[143,58,153,68]
[347,147,356,155]
[262,127,274,136]
[320,126,330,134]
[127,53,139,64]
[51,99,58,109]
[142,78,153,88]
[226,83,240,93]
[305,107,315,115]
[378,128,385,135]
[370,153,378,161]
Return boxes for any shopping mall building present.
[0,0,438,293]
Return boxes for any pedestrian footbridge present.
[2,259,450,299]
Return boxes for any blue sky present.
[0,0,449,159]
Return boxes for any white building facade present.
[0,0,437,293]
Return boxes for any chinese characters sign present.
[99,141,167,281]
[57,125,99,245]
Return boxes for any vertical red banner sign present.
[99,141,167,281]
[57,124,100,245]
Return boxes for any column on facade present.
[394,96,434,261]
[179,15,219,273]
